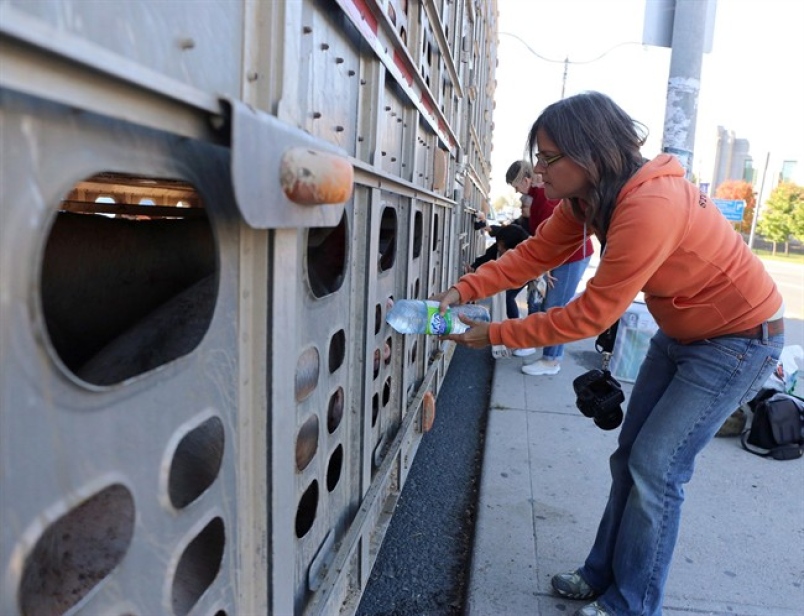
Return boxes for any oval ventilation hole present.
[168,416,225,509]
[371,393,379,428]
[307,212,348,298]
[328,329,346,373]
[295,346,320,402]
[19,484,135,616]
[172,517,225,616]
[383,377,392,407]
[41,173,216,386]
[432,211,440,251]
[295,481,319,538]
[411,340,418,365]
[327,445,344,492]
[296,415,319,472]
[413,277,420,299]
[327,387,344,434]
[413,210,423,258]
[383,338,392,366]
[373,348,381,380]
[374,303,382,334]
[378,207,397,272]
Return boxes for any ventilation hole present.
[373,348,381,380]
[375,303,382,335]
[378,207,397,272]
[383,377,392,407]
[41,174,215,386]
[413,278,420,298]
[296,481,319,538]
[411,340,418,364]
[327,445,344,492]
[413,210,423,258]
[372,393,379,427]
[432,212,440,251]
[328,329,346,373]
[296,415,320,471]
[307,212,348,298]
[327,387,344,433]
[295,346,320,402]
[172,517,225,616]
[384,338,392,366]
[19,484,135,616]
[168,416,225,509]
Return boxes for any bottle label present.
[425,300,451,335]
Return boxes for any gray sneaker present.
[551,569,598,600]
[574,601,612,616]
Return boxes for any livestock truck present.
[0,0,499,614]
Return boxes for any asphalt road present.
[356,344,494,616]
[761,259,804,347]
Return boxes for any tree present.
[714,179,756,233]
[756,182,804,255]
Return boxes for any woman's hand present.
[440,317,491,349]
[546,271,557,288]
[430,287,462,315]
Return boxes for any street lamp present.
[499,32,644,99]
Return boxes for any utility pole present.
[660,0,710,179]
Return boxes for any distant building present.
[711,126,754,190]
[780,160,798,183]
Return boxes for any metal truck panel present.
[1,1,498,614]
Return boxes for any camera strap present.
[593,236,619,373]
[595,321,619,373]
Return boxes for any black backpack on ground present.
[741,389,804,460]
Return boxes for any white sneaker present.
[512,347,536,357]
[521,359,561,376]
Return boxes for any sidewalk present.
[465,336,804,616]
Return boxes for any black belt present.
[730,318,784,339]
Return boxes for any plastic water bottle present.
[386,300,490,335]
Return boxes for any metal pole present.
[661,0,709,179]
[748,151,770,250]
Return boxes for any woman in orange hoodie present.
[436,92,784,616]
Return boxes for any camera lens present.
[593,407,623,431]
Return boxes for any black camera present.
[573,369,625,430]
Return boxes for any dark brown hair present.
[527,91,648,239]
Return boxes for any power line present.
[499,32,645,98]
[499,32,643,64]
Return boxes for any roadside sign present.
[712,198,745,222]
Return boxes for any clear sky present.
[489,0,804,202]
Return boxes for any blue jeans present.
[531,256,591,361]
[580,328,783,615]
[505,286,525,319]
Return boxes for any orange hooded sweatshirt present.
[453,155,783,348]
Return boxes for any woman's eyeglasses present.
[535,152,564,167]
